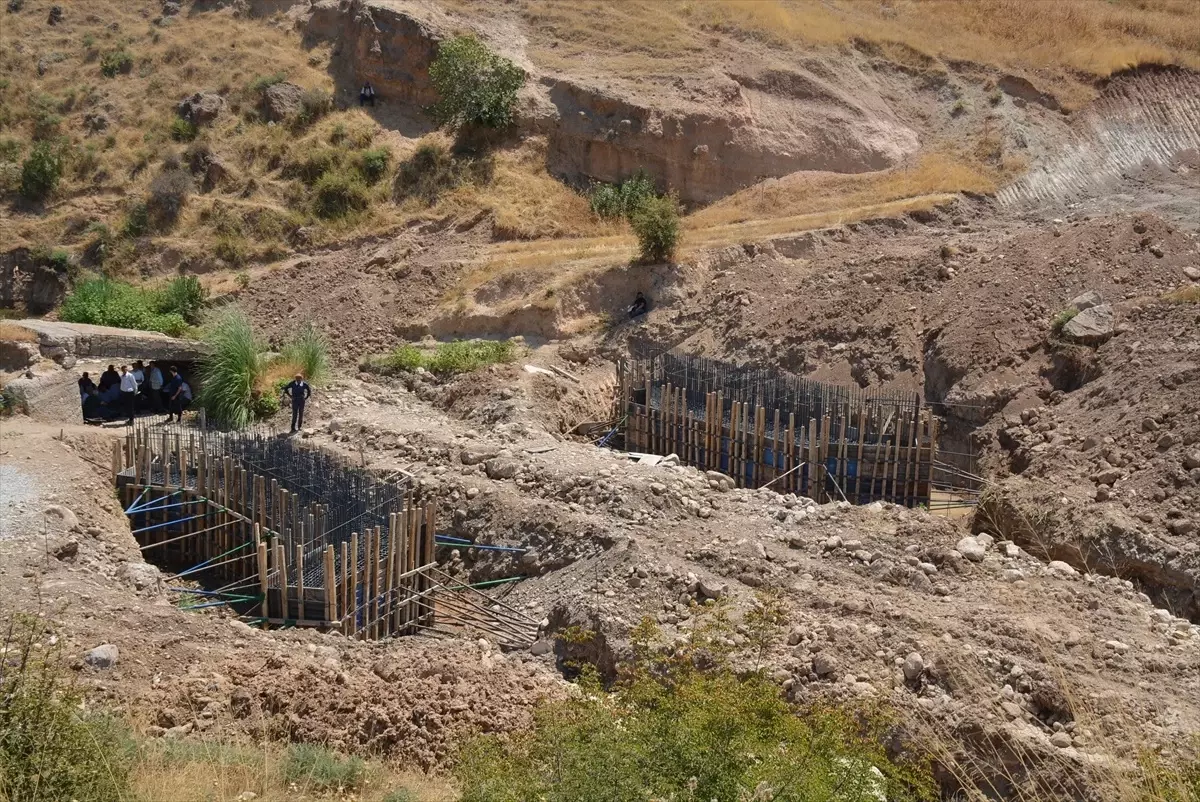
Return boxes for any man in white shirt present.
[148,361,164,412]
[119,365,138,425]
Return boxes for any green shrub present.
[392,140,485,204]
[100,49,134,78]
[46,248,71,272]
[355,146,391,184]
[630,194,681,263]
[0,613,136,802]
[589,170,656,221]
[60,277,189,335]
[283,744,366,792]
[214,236,247,267]
[170,117,198,142]
[428,36,526,129]
[19,140,64,200]
[456,619,933,802]
[197,306,263,428]
[1051,307,1078,335]
[248,71,287,93]
[157,275,208,324]
[250,390,279,420]
[281,322,329,384]
[283,146,342,185]
[123,200,150,237]
[312,169,369,219]
[385,344,425,371]
[426,339,515,375]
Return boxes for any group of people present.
[78,361,191,425]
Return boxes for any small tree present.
[428,36,525,129]
[19,140,64,200]
[630,194,681,264]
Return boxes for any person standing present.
[99,364,120,392]
[147,361,164,412]
[119,365,138,425]
[283,373,311,433]
[78,372,96,422]
[162,366,184,423]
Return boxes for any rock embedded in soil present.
[84,644,119,669]
[956,535,988,562]
[902,652,925,681]
[1062,304,1115,345]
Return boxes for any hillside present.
[3,1,1200,801]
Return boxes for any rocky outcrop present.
[177,92,225,125]
[0,249,68,315]
[262,81,305,121]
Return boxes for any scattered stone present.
[530,639,552,656]
[1047,560,1077,577]
[84,644,119,669]
[1062,304,1115,346]
[1050,731,1073,749]
[1149,244,1165,258]
[698,579,727,600]
[42,504,79,531]
[1067,290,1103,311]
[956,535,988,562]
[1184,452,1200,471]
[52,538,79,561]
[262,81,304,121]
[47,4,62,24]
[461,446,500,465]
[484,458,519,480]
[1092,467,1122,486]
[902,651,925,681]
[811,652,838,676]
[177,92,225,125]
[1182,267,1200,281]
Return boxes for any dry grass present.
[463,0,1200,109]
[1165,284,1200,303]
[0,322,38,342]
[129,737,454,802]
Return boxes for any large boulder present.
[177,92,225,125]
[1062,304,1115,346]
[1067,290,1103,311]
[262,82,304,122]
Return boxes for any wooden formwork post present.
[255,524,269,625]
[349,532,359,637]
[275,542,289,623]
[324,544,337,626]
[340,540,350,636]
[295,544,305,624]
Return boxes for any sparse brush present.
[384,344,425,372]
[588,170,656,221]
[156,275,208,324]
[147,166,193,227]
[280,322,329,384]
[284,146,343,185]
[170,117,198,142]
[1164,285,1200,303]
[99,48,133,78]
[312,169,369,219]
[355,146,392,185]
[283,744,365,793]
[393,139,467,204]
[425,339,516,375]
[248,71,288,94]
[197,306,264,428]
[0,611,136,802]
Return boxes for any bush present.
[281,322,329,384]
[170,117,198,142]
[312,169,369,219]
[428,36,526,129]
[296,88,332,127]
[392,139,486,204]
[385,344,425,371]
[60,277,189,335]
[589,170,655,221]
[197,306,263,428]
[19,140,64,200]
[630,194,681,263]
[147,167,193,226]
[158,275,208,324]
[355,146,391,184]
[123,200,150,237]
[426,339,515,375]
[248,71,288,93]
[456,618,933,802]
[283,744,365,792]
[283,146,342,185]
[100,48,133,77]
[0,613,136,802]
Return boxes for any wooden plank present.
[836,410,849,501]
[870,409,893,503]
[785,413,796,494]
[729,401,741,485]
[372,525,382,638]
[296,544,305,624]
[256,528,269,625]
[715,392,724,472]
[753,405,765,487]
[852,407,867,502]
[349,532,359,636]
[275,543,289,622]
[771,409,781,486]
[340,540,350,635]
[324,544,336,625]
[807,418,818,501]
[927,415,940,508]
[905,408,920,507]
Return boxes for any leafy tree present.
[630,193,681,263]
[428,36,525,129]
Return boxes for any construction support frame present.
[617,353,939,507]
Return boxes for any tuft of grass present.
[248,71,288,93]
[393,139,473,205]
[1051,307,1079,335]
[19,140,64,201]
[356,146,392,185]
[1164,284,1200,303]
[0,612,136,802]
[197,306,264,428]
[385,344,425,371]
[312,169,369,219]
[280,322,329,384]
[426,339,516,375]
[159,275,208,325]
[0,322,38,342]
[170,117,198,142]
[283,744,366,793]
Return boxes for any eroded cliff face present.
[282,0,920,202]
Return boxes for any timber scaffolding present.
[112,423,539,647]
[617,352,942,507]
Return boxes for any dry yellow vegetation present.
[473,0,1200,109]
[0,321,39,342]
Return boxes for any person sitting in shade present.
[98,364,120,392]
[82,387,103,424]
[78,371,96,399]
[628,291,649,319]
[359,81,376,107]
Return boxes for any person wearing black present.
[78,372,96,421]
[628,292,649,319]
[98,364,120,392]
[359,82,376,107]
[82,388,103,423]
[162,366,185,423]
[283,373,311,433]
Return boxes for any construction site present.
[2,0,1200,800]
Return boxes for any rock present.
[177,92,225,125]
[485,458,519,480]
[52,538,79,561]
[1149,244,1165,258]
[262,82,304,122]
[229,687,253,718]
[1047,560,1077,577]
[1068,290,1103,311]
[1050,731,1073,749]
[202,156,229,191]
[811,652,838,676]
[119,561,163,593]
[902,651,925,681]
[1092,467,1122,486]
[47,4,62,24]
[42,504,79,531]
[84,644,119,669]
[530,639,552,656]
[1184,452,1200,471]
[956,535,988,562]
[1183,267,1200,281]
[698,578,727,600]
[461,446,500,465]
[83,111,111,132]
[1062,304,1115,346]
[162,0,182,15]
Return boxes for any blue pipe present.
[131,512,207,534]
[126,488,183,514]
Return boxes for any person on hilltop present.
[359,81,376,107]
[282,373,312,434]
[119,365,138,425]
[628,291,649,319]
